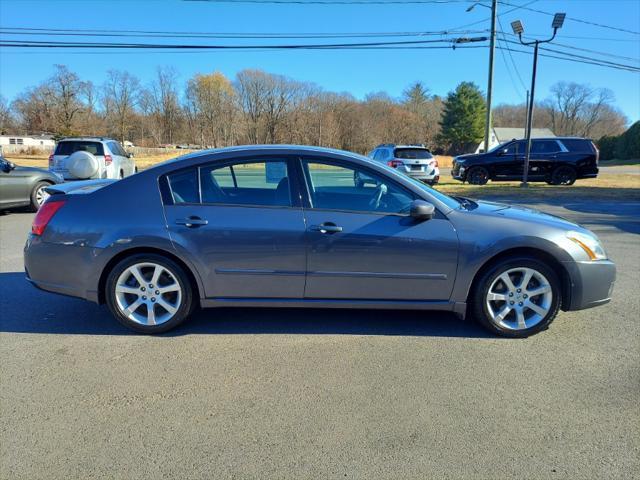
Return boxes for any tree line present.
[0,64,630,155]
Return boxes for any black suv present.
[451,137,599,185]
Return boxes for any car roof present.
[59,137,116,142]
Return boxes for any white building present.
[0,134,56,148]
[475,127,556,153]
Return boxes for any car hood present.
[463,199,585,232]
[455,153,484,162]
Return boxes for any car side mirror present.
[2,161,15,172]
[127,152,134,158]
[410,200,435,221]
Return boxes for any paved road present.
[1,199,639,479]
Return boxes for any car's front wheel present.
[466,166,490,185]
[471,256,561,337]
[105,254,194,334]
[29,181,51,211]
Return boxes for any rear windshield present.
[55,141,104,156]
[394,148,433,160]
[559,139,593,153]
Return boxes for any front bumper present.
[563,259,616,311]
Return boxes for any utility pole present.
[465,1,497,153]
[511,13,565,187]
[484,0,497,153]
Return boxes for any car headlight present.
[567,231,607,260]
[53,172,64,182]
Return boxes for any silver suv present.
[49,137,136,180]
[367,144,440,185]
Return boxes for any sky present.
[0,0,639,123]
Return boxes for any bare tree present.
[103,70,141,143]
[149,67,181,144]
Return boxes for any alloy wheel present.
[114,262,182,326]
[485,267,553,331]
[35,185,49,206]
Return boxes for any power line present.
[184,0,473,3]
[0,36,485,49]
[499,0,640,36]
[496,17,527,91]
[498,41,640,73]
[499,31,640,64]
[0,27,489,40]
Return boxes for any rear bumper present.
[24,234,100,303]
[563,259,616,311]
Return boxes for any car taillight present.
[104,154,112,166]
[387,160,402,168]
[48,154,54,167]
[32,199,65,236]
[433,159,439,168]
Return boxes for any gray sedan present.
[24,145,616,337]
[0,155,63,211]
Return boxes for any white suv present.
[367,143,440,185]
[49,137,136,180]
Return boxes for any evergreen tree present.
[615,121,640,160]
[402,81,430,115]
[439,81,486,153]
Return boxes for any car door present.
[530,139,562,179]
[493,140,526,179]
[0,159,29,207]
[299,158,458,301]
[163,157,307,299]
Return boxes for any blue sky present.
[1,0,639,122]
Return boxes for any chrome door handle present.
[175,216,208,228]
[310,223,343,234]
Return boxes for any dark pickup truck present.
[451,137,599,185]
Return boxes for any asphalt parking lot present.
[1,197,639,479]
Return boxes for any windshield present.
[402,175,461,210]
[487,141,511,153]
[394,148,433,159]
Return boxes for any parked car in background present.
[25,145,615,338]
[0,154,62,211]
[49,137,136,180]
[451,137,599,185]
[367,144,440,185]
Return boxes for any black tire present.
[471,256,562,338]
[466,166,490,185]
[105,253,195,334]
[549,165,577,186]
[29,181,51,212]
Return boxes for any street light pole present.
[511,13,565,187]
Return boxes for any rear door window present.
[167,169,199,204]
[531,140,561,154]
[559,139,592,152]
[200,160,292,207]
[393,148,433,160]
[55,141,104,156]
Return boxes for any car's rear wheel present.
[471,256,561,338]
[549,166,577,185]
[105,254,194,334]
[29,181,51,211]
[467,166,490,185]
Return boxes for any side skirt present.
[200,297,467,319]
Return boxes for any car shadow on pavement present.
[0,272,493,338]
